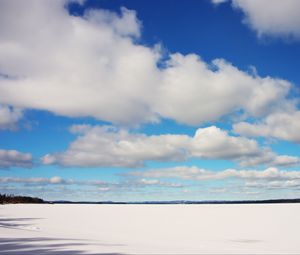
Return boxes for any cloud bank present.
[42,125,299,168]
[0,0,295,127]
[128,166,300,182]
[0,176,182,190]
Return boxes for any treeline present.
[53,199,300,204]
[0,194,46,204]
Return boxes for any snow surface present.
[0,204,300,254]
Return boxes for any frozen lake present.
[1,204,300,254]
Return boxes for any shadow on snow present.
[0,216,125,255]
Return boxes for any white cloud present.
[211,0,229,5]
[0,0,160,126]
[240,153,300,168]
[0,105,22,130]
[128,166,300,182]
[233,110,300,143]
[41,125,299,168]
[272,155,300,166]
[0,149,32,169]
[245,179,300,190]
[85,7,141,37]
[219,0,300,39]
[42,125,190,167]
[0,176,183,189]
[49,176,64,184]
[0,176,64,185]
[0,0,295,126]
[155,56,290,125]
[189,125,259,159]
[137,178,183,188]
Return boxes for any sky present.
[1,0,300,201]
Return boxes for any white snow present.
[0,204,300,254]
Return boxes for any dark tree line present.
[0,194,45,204]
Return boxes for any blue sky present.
[0,0,300,201]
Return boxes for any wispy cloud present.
[0,176,183,190]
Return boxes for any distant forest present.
[1,193,300,204]
[0,194,45,204]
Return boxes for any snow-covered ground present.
[0,204,300,254]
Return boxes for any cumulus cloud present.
[42,125,191,167]
[128,166,300,182]
[212,0,300,39]
[0,0,160,126]
[233,111,300,143]
[0,0,295,126]
[190,125,259,160]
[155,56,291,125]
[41,125,299,168]
[0,149,32,169]
[0,105,22,130]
